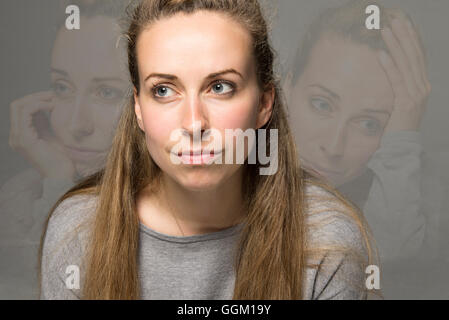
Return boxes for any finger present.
[388,10,430,92]
[9,100,20,148]
[15,99,55,148]
[404,19,431,92]
[10,91,54,132]
[20,98,55,118]
[13,91,55,107]
[10,91,56,148]
[394,13,429,92]
[391,10,428,67]
[381,27,420,102]
[20,101,54,143]
[377,50,410,102]
[22,113,40,143]
[33,90,55,102]
[9,105,38,150]
[390,18,426,96]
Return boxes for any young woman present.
[39,0,377,300]
[283,0,441,263]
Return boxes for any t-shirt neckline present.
[139,221,245,244]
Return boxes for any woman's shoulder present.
[49,193,98,225]
[48,193,97,231]
[43,193,98,260]
[303,180,367,253]
[302,181,372,299]
[40,193,98,299]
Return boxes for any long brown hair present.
[38,0,376,299]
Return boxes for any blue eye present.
[211,82,234,95]
[97,86,123,100]
[357,119,381,135]
[153,85,175,98]
[310,98,331,113]
[52,82,71,96]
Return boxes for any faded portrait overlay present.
[0,0,129,298]
[281,0,449,298]
[0,0,448,299]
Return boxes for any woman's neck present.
[138,168,246,236]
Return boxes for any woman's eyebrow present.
[206,68,244,80]
[144,68,244,83]
[308,84,340,101]
[144,73,177,82]
[50,68,68,77]
[92,77,128,83]
[51,68,126,84]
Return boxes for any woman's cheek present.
[143,120,173,153]
[358,144,379,168]
[141,105,174,134]
[217,112,251,131]
[343,138,379,180]
[216,97,259,131]
[294,108,321,144]
[50,101,71,138]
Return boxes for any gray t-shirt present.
[40,184,370,300]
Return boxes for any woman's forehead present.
[51,16,126,81]
[298,35,394,110]
[135,11,255,81]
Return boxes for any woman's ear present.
[134,88,145,132]
[256,86,275,129]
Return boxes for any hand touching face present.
[378,10,431,133]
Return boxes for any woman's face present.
[50,16,129,177]
[134,11,273,192]
[288,34,394,186]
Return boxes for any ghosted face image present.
[50,16,129,177]
[289,33,394,186]
[134,11,272,192]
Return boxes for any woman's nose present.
[320,124,346,159]
[180,95,209,138]
[68,95,94,140]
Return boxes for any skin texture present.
[134,11,274,236]
[9,16,128,181]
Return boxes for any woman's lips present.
[64,145,105,162]
[173,149,223,165]
[301,160,344,177]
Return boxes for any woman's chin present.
[178,177,221,192]
[170,169,226,192]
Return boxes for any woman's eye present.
[310,98,332,113]
[52,82,71,96]
[153,85,175,98]
[97,86,123,100]
[211,82,234,95]
[357,118,382,135]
